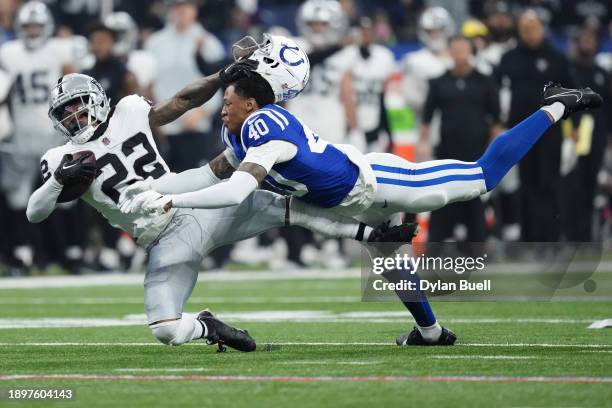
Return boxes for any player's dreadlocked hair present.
[231,72,275,107]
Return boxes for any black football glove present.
[54,153,97,185]
[219,59,259,85]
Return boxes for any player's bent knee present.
[151,320,184,346]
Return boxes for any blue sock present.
[388,264,437,327]
[477,110,553,191]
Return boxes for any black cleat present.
[198,310,256,352]
[368,221,420,244]
[542,82,603,119]
[396,326,457,346]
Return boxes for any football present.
[56,150,96,203]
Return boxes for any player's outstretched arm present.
[148,73,222,128]
[152,151,236,194]
[148,59,258,128]
[120,142,288,214]
[125,162,263,214]
[155,141,287,211]
[119,151,237,206]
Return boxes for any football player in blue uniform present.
[122,34,603,346]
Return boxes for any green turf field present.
[1,270,611,407]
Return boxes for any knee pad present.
[151,320,182,345]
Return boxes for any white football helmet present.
[296,0,348,49]
[232,34,310,103]
[15,1,54,50]
[48,74,111,144]
[103,11,138,58]
[418,7,456,52]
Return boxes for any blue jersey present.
[222,104,359,207]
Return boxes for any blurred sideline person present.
[340,18,396,153]
[288,0,355,147]
[104,11,158,98]
[84,24,139,108]
[286,0,356,267]
[26,59,411,350]
[0,1,76,272]
[421,36,501,243]
[480,1,520,241]
[480,1,516,72]
[402,6,454,160]
[461,19,490,74]
[0,65,13,272]
[145,0,225,172]
[121,35,602,346]
[0,66,12,143]
[497,10,576,242]
[563,28,612,241]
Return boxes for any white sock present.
[363,226,374,241]
[541,102,565,123]
[151,315,204,345]
[418,322,442,343]
[197,318,208,338]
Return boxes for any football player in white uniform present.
[0,1,78,272]
[340,18,397,153]
[0,67,12,143]
[0,1,75,210]
[401,7,454,159]
[26,62,408,351]
[121,34,602,346]
[287,0,356,146]
[103,11,158,95]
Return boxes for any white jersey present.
[127,50,158,89]
[401,48,450,116]
[477,39,516,75]
[39,95,175,246]
[286,44,354,144]
[343,44,396,132]
[401,48,450,147]
[596,52,612,73]
[0,38,74,154]
[0,68,12,142]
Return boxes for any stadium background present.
[0,0,611,275]
[0,2,611,406]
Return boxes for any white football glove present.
[120,190,172,215]
[119,177,154,205]
[141,192,174,215]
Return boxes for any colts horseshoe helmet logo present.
[279,44,305,66]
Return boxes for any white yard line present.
[114,368,212,372]
[1,374,611,383]
[2,261,612,289]
[432,355,535,360]
[0,296,361,305]
[0,341,610,348]
[0,312,600,329]
[276,360,382,365]
[2,295,611,303]
[0,269,360,289]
